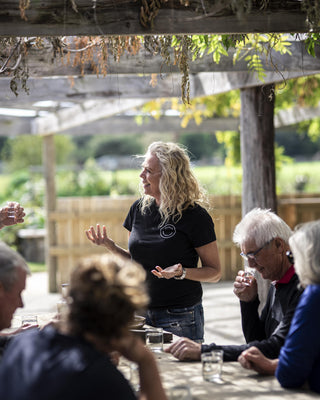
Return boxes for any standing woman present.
[86,141,221,342]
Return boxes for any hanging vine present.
[0,0,320,103]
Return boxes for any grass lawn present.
[28,262,46,273]
[117,161,320,196]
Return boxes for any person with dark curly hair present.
[86,141,221,342]
[0,254,168,400]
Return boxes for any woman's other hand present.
[151,263,183,279]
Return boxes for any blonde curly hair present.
[66,254,148,342]
[139,141,209,226]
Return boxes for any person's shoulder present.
[185,203,209,214]
[185,204,212,220]
[303,284,320,301]
[129,198,142,211]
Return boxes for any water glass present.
[201,350,223,382]
[242,270,254,286]
[145,327,163,353]
[21,315,38,326]
[169,385,192,400]
[6,201,17,219]
[129,362,140,393]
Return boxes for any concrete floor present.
[13,273,245,346]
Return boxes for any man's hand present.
[0,203,25,229]
[238,346,278,375]
[165,337,201,361]
[233,270,258,302]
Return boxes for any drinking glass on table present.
[21,315,38,326]
[169,385,192,400]
[145,327,163,353]
[201,350,224,383]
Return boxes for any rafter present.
[0,1,311,37]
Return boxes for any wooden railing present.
[49,194,320,289]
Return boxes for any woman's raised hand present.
[85,224,115,250]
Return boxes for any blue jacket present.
[276,284,320,393]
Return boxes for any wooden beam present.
[4,41,320,77]
[0,1,310,37]
[33,99,148,135]
[1,70,320,136]
[2,100,320,138]
[0,70,318,108]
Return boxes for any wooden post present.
[42,134,58,292]
[240,84,277,215]
[240,84,276,309]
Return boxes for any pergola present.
[1,1,320,291]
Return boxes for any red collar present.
[273,265,295,289]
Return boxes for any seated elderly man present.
[0,241,30,358]
[166,208,303,362]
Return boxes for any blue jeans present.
[146,302,204,342]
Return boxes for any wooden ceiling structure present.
[1,1,320,291]
[1,1,320,138]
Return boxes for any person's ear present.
[274,238,284,252]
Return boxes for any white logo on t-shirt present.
[160,224,176,239]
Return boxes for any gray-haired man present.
[0,242,30,356]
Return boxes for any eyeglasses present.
[286,250,294,264]
[240,239,273,261]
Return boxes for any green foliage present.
[90,135,144,158]
[191,35,228,63]
[28,262,46,273]
[216,131,241,167]
[0,170,44,207]
[179,133,220,160]
[274,144,293,171]
[275,75,320,110]
[233,34,292,81]
[1,135,75,172]
[300,118,320,142]
[71,135,145,164]
[245,54,266,81]
[57,159,111,197]
[304,33,320,57]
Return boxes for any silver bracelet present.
[174,267,186,280]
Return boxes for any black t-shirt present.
[123,199,217,308]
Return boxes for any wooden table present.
[151,349,318,399]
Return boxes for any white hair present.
[289,220,320,288]
[233,208,292,247]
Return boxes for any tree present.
[1,135,75,171]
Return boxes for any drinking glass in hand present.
[242,270,255,287]
[6,201,17,220]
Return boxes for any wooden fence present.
[49,194,320,290]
